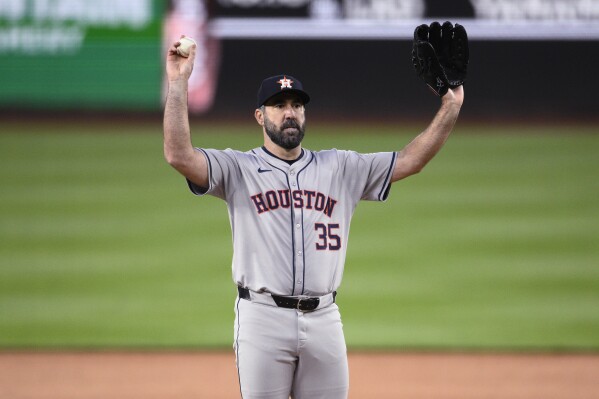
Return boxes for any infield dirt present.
[1,352,598,399]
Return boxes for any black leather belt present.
[237,286,335,312]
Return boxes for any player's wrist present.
[441,88,463,108]
[168,78,189,90]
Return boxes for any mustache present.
[282,120,300,130]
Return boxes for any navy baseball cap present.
[256,74,310,108]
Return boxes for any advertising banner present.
[0,0,165,110]
[211,0,599,40]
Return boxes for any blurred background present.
[2,0,599,120]
[1,0,598,351]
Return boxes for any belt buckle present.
[297,297,319,311]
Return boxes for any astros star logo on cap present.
[277,76,293,89]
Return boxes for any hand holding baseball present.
[176,36,196,58]
[166,35,197,82]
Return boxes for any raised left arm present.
[391,85,463,182]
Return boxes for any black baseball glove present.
[412,21,469,96]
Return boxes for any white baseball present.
[177,37,196,58]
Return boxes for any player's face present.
[263,94,306,150]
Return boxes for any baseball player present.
[164,22,468,399]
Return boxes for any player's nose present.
[283,106,297,118]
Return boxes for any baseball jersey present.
[188,146,397,297]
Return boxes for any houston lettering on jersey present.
[250,189,338,218]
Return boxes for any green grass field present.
[1,121,598,350]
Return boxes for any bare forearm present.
[163,80,195,166]
[405,98,460,166]
[392,90,463,181]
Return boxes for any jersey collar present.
[261,146,304,165]
[256,146,311,170]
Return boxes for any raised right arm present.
[163,37,209,188]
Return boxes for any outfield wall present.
[2,36,597,122]
[207,39,599,122]
[3,37,595,122]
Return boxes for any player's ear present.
[255,108,264,126]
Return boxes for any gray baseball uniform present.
[187,145,397,398]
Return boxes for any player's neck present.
[263,142,303,162]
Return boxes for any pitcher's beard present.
[264,116,306,150]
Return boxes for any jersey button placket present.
[294,168,306,350]
[292,172,304,293]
